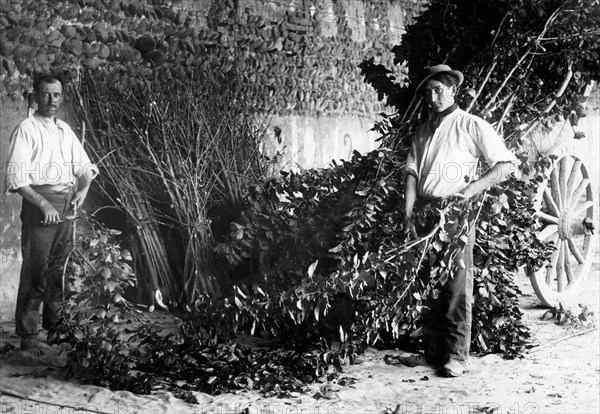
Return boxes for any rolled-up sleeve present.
[4,125,34,193]
[71,134,99,182]
[470,118,518,168]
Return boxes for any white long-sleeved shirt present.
[4,112,99,193]
[405,108,517,199]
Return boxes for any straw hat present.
[415,64,464,91]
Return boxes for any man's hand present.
[450,192,471,207]
[403,215,417,240]
[40,201,61,225]
[70,189,88,211]
[71,173,92,213]
[452,181,479,206]
[16,186,63,226]
[453,161,515,206]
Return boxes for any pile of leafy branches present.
[209,148,552,359]
[52,215,138,385]
[54,216,359,400]
[54,152,550,401]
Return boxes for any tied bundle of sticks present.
[70,70,267,308]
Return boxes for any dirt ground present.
[1,259,598,414]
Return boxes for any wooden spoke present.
[537,224,558,241]
[567,238,585,265]
[565,159,582,202]
[546,243,561,285]
[550,168,563,209]
[535,211,559,224]
[556,241,566,292]
[564,245,574,285]
[568,178,590,211]
[572,200,594,218]
[559,156,569,203]
[543,187,561,217]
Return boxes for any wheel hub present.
[558,211,571,239]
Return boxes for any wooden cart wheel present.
[529,155,597,307]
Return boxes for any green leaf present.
[105,281,117,293]
[307,260,319,278]
[100,267,111,279]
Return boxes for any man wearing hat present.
[399,64,517,376]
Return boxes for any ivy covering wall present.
[0,0,425,116]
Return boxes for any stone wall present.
[0,0,428,165]
[0,0,422,114]
[0,98,23,320]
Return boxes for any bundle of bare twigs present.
[71,70,269,307]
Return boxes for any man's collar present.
[439,103,459,118]
[428,103,458,132]
[34,111,60,126]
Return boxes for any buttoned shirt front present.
[4,112,99,193]
[405,108,517,199]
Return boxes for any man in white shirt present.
[4,75,99,353]
[400,65,517,376]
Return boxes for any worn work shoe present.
[20,337,46,356]
[397,354,431,367]
[441,359,466,377]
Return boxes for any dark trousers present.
[416,197,475,364]
[15,186,73,338]
[422,225,475,364]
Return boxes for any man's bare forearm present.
[16,186,51,211]
[461,161,515,198]
[404,174,418,217]
[70,173,93,210]
[16,185,62,225]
